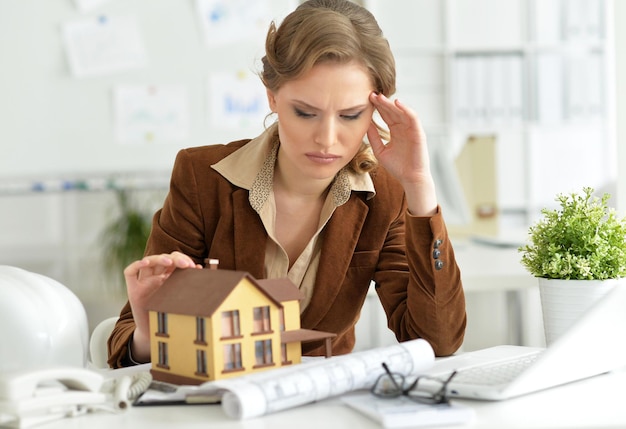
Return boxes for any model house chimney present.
[205,258,219,270]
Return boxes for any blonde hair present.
[260,0,396,174]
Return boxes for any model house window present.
[281,343,290,364]
[195,316,206,344]
[221,310,241,338]
[196,349,207,376]
[253,305,271,333]
[223,343,243,371]
[254,339,273,366]
[157,341,168,368]
[157,312,168,336]
[278,308,285,331]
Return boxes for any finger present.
[374,95,422,135]
[141,252,194,272]
[123,255,172,282]
[393,98,413,114]
[123,258,151,280]
[367,122,385,158]
[394,99,423,130]
[169,251,201,268]
[370,93,404,125]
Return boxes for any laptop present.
[423,283,626,401]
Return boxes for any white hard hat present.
[0,265,89,371]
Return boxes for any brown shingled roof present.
[256,278,304,302]
[144,268,283,317]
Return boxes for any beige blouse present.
[211,126,375,310]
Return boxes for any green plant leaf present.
[519,187,626,280]
[100,189,152,288]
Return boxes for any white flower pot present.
[538,278,620,345]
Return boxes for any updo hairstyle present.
[261,0,396,174]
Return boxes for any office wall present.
[0,0,297,333]
[0,0,294,180]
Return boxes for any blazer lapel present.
[301,195,369,327]
[232,189,267,279]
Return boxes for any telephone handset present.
[0,366,104,401]
[0,366,152,428]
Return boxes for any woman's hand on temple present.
[367,92,438,216]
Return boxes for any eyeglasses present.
[371,362,457,405]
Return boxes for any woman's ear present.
[266,89,277,113]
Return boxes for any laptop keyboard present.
[451,353,541,386]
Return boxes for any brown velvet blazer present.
[108,139,466,368]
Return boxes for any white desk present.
[454,241,537,347]
[41,367,626,428]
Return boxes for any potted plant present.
[100,188,152,291]
[519,187,626,344]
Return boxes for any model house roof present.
[145,268,303,317]
[257,278,304,302]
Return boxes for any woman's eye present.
[294,108,314,118]
[293,108,362,120]
[342,112,362,121]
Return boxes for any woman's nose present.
[314,118,337,148]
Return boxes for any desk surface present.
[42,367,626,429]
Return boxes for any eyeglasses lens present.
[372,373,405,397]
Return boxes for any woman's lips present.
[306,152,340,164]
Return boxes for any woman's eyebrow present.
[292,99,370,112]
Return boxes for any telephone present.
[0,366,152,428]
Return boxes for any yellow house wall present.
[211,278,283,378]
[281,300,301,330]
[284,341,302,363]
[149,311,216,383]
[279,300,302,363]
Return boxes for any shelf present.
[0,172,170,196]
[369,0,616,226]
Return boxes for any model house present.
[145,261,336,385]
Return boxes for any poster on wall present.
[195,0,271,47]
[207,71,267,131]
[61,15,147,77]
[113,85,190,144]
[74,0,112,12]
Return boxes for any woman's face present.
[267,61,375,183]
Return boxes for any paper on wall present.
[207,71,268,131]
[74,0,112,12]
[61,15,147,77]
[113,85,190,144]
[195,0,271,47]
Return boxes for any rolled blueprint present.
[214,338,435,419]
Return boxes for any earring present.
[263,112,278,128]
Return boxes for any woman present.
[108,0,466,368]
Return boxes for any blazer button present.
[433,249,441,259]
[434,239,443,249]
[435,260,444,270]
